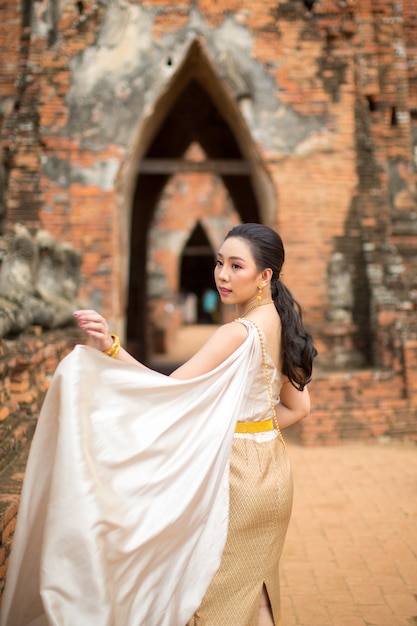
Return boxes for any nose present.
[216,264,228,282]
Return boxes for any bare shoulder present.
[170,321,248,379]
[246,308,282,370]
[200,320,249,357]
[197,321,250,365]
[210,320,249,345]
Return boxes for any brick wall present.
[0,2,415,386]
[0,0,415,394]
[0,0,416,600]
[1,0,415,318]
[0,326,82,600]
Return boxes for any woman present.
[0,224,316,626]
[77,223,315,626]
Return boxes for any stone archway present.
[123,40,276,361]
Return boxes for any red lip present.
[218,287,231,296]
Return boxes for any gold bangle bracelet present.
[103,334,121,358]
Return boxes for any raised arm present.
[73,310,248,377]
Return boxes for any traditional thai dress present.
[0,320,293,626]
[187,320,293,626]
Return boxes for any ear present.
[260,268,273,285]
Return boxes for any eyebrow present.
[217,253,246,262]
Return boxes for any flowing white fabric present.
[0,323,259,626]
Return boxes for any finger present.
[74,311,108,331]
[85,329,114,351]
[73,309,98,318]
[74,310,106,323]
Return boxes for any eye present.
[215,259,223,267]
[231,263,242,270]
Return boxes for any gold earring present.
[257,283,263,302]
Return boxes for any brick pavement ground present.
[152,325,417,626]
[281,441,417,626]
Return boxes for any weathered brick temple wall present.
[0,328,81,586]
[0,0,417,601]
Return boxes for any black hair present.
[225,223,317,390]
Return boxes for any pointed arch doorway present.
[124,41,276,362]
[179,222,218,324]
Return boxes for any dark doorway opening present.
[127,42,264,361]
[179,222,218,323]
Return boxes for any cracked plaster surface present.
[62,4,324,154]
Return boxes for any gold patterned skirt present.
[186,434,293,626]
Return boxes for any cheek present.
[236,270,254,284]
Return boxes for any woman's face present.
[214,236,265,307]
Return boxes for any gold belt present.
[235,418,275,434]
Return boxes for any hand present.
[73,309,113,352]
